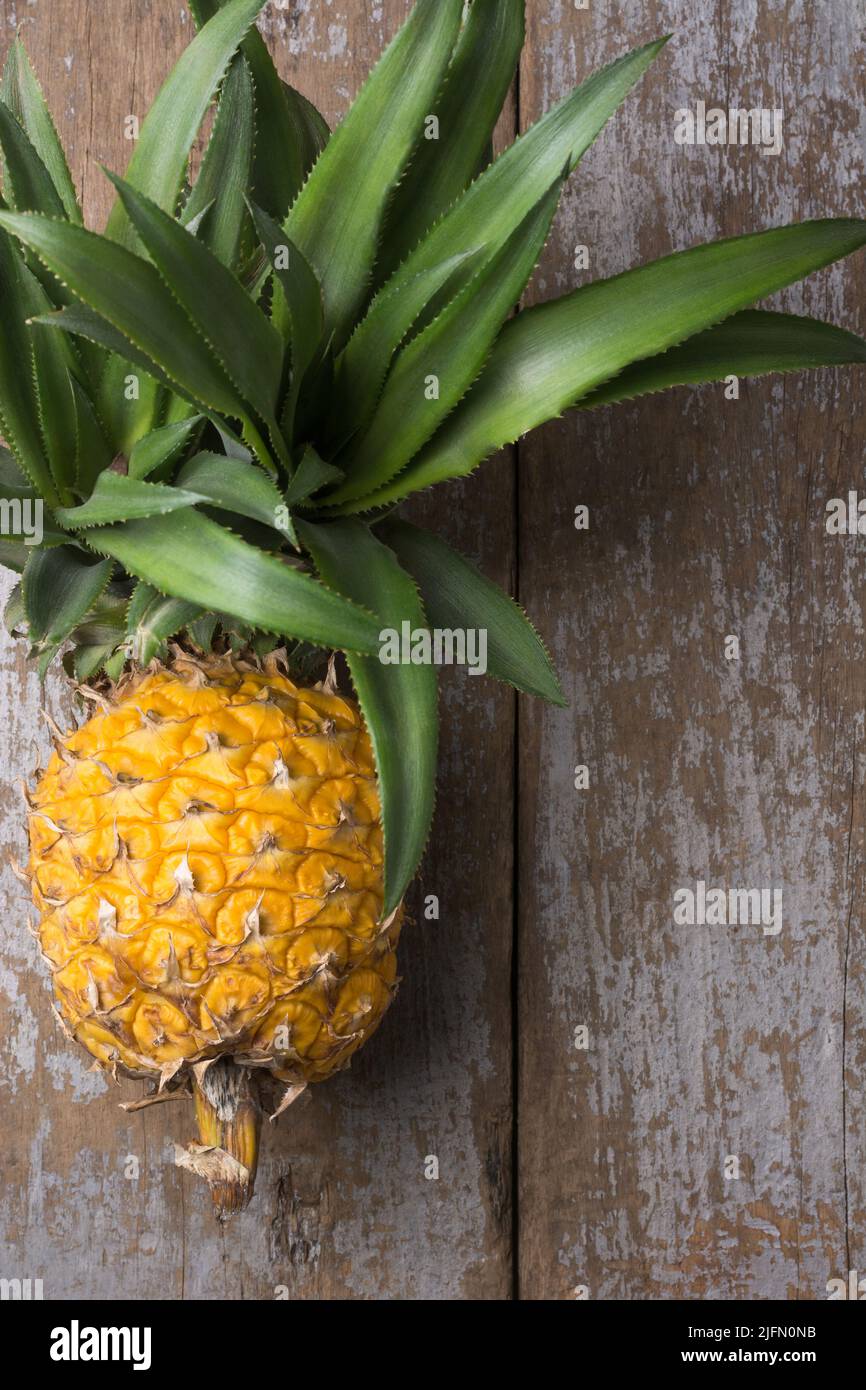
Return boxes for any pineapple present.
[1,0,864,1218]
[31,654,398,1215]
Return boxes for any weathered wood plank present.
[517,0,866,1299]
[0,0,514,1300]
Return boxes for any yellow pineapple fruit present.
[28,654,400,1215]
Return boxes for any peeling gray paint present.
[518,0,866,1300]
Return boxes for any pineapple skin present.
[27,654,401,1092]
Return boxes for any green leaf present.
[16,256,81,501]
[0,444,26,479]
[83,509,382,654]
[290,349,336,446]
[55,471,204,527]
[128,416,203,481]
[93,360,164,459]
[23,546,113,648]
[38,312,173,460]
[0,98,67,219]
[378,38,667,311]
[298,518,438,916]
[129,591,203,665]
[285,0,465,346]
[126,580,159,633]
[0,212,253,429]
[282,83,330,188]
[69,590,129,646]
[105,0,269,251]
[577,309,866,408]
[328,176,564,506]
[377,0,525,281]
[176,451,293,539]
[189,0,329,217]
[34,303,204,439]
[0,541,35,573]
[231,31,302,219]
[285,446,344,507]
[31,351,79,504]
[1,40,81,222]
[0,446,35,496]
[108,175,285,440]
[357,218,866,508]
[70,377,113,494]
[381,519,565,705]
[64,643,116,682]
[103,648,129,682]
[184,201,214,238]
[4,581,24,632]
[250,202,324,442]
[188,613,219,651]
[324,249,483,454]
[214,423,252,463]
[0,225,56,502]
[182,54,255,269]
[0,113,105,388]
[163,392,203,429]
[250,203,323,354]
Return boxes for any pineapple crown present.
[0,0,865,911]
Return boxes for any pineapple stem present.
[191,1059,261,1221]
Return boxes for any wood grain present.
[1,0,863,1302]
[517,0,866,1300]
[0,0,514,1301]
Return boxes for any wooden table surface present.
[0,0,864,1301]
